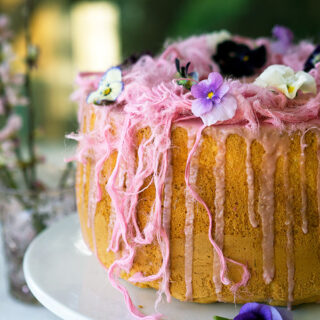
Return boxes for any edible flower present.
[175,58,199,90]
[87,66,123,105]
[254,64,316,99]
[191,72,237,126]
[234,303,287,320]
[304,45,320,72]
[271,25,293,54]
[213,40,266,77]
[213,302,292,320]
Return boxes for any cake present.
[69,27,320,319]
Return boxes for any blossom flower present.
[0,140,16,168]
[213,40,266,77]
[0,114,22,142]
[191,72,237,126]
[271,25,294,54]
[87,66,123,105]
[6,86,29,107]
[0,14,11,41]
[304,45,320,72]
[254,64,317,99]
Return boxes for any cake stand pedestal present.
[23,214,319,320]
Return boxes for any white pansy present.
[254,64,317,99]
[87,66,123,105]
[206,30,231,54]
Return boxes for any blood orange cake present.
[69,27,320,319]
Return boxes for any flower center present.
[207,91,214,99]
[103,87,112,96]
[242,55,249,62]
[287,84,295,93]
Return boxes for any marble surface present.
[0,224,60,320]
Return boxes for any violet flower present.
[234,303,292,320]
[191,72,237,126]
[271,25,293,54]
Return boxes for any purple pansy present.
[234,303,292,320]
[271,25,294,54]
[191,72,237,126]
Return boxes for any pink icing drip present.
[258,131,281,284]
[212,130,227,296]
[283,147,295,306]
[185,125,250,293]
[88,166,98,254]
[299,135,308,234]
[184,133,201,301]
[245,138,258,228]
[158,149,173,307]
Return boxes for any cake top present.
[75,26,320,130]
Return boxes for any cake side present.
[69,28,320,319]
[75,106,320,305]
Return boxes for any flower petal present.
[101,66,122,84]
[254,64,293,88]
[295,71,317,95]
[191,81,210,99]
[87,91,100,104]
[208,72,224,90]
[254,65,317,99]
[271,25,293,54]
[100,81,124,102]
[239,302,262,314]
[200,95,237,126]
[215,82,229,99]
[234,311,261,320]
[191,98,213,116]
[270,306,286,320]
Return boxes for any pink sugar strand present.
[184,124,250,290]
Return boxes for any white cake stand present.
[23,214,319,320]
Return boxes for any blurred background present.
[1,0,320,147]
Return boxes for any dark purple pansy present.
[213,303,292,320]
[234,303,286,320]
[304,45,320,72]
[271,25,293,54]
[213,40,266,77]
